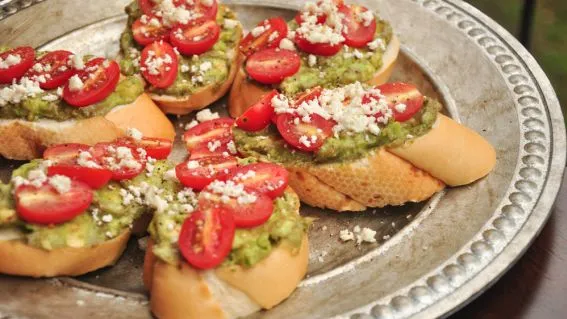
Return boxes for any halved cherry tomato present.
[340,5,377,48]
[377,82,424,122]
[236,90,277,132]
[227,163,289,199]
[47,165,112,190]
[178,207,235,269]
[132,15,170,46]
[246,48,300,85]
[295,33,343,56]
[140,41,178,89]
[183,118,235,151]
[190,0,218,20]
[276,113,335,152]
[15,180,93,225]
[63,58,120,107]
[199,190,274,228]
[44,143,112,189]
[138,0,157,15]
[240,17,288,56]
[43,143,91,165]
[0,46,35,84]
[117,137,172,160]
[91,143,146,181]
[170,19,220,55]
[176,155,237,190]
[24,50,75,90]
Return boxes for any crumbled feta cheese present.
[251,23,269,37]
[368,38,386,51]
[195,108,219,122]
[360,10,375,27]
[199,61,212,72]
[205,180,257,205]
[68,75,84,92]
[279,38,296,51]
[70,54,85,70]
[207,140,221,152]
[144,50,173,76]
[0,54,21,69]
[77,151,101,169]
[127,128,144,140]
[48,175,72,194]
[339,229,354,242]
[41,94,59,102]
[394,103,407,113]
[187,160,200,169]
[308,54,317,67]
[224,19,239,29]
[101,214,113,223]
[268,31,280,43]
[184,120,199,130]
[0,77,44,106]
[227,140,237,154]
[180,64,190,73]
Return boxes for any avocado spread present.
[120,2,241,97]
[245,19,393,97]
[234,97,442,165]
[0,49,144,122]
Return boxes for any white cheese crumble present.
[143,50,173,76]
[227,140,237,154]
[77,151,101,169]
[308,54,317,67]
[0,77,44,107]
[0,54,21,69]
[394,103,407,113]
[68,75,84,92]
[340,226,377,244]
[251,23,269,37]
[279,38,296,51]
[204,180,257,205]
[184,120,199,130]
[180,64,190,73]
[69,54,85,70]
[195,108,219,122]
[295,0,345,46]
[368,38,386,51]
[224,19,239,29]
[127,127,144,140]
[48,175,72,194]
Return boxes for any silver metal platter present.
[0,0,565,318]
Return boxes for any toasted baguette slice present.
[0,93,175,160]
[228,35,400,118]
[144,237,308,319]
[148,28,243,115]
[0,229,130,277]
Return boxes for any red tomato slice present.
[183,118,235,151]
[0,46,35,84]
[176,155,237,190]
[116,137,172,160]
[47,165,112,190]
[62,58,120,107]
[43,143,91,165]
[340,5,377,48]
[236,90,277,132]
[377,82,424,122]
[170,19,220,55]
[199,190,274,228]
[24,50,75,90]
[190,0,218,20]
[15,180,93,225]
[178,207,235,269]
[227,163,289,199]
[132,15,170,46]
[276,113,335,152]
[240,17,288,56]
[246,48,300,85]
[140,41,178,89]
[91,143,146,181]
[138,0,156,15]
[295,33,343,56]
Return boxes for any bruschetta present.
[119,0,243,115]
[0,133,174,277]
[143,157,310,318]
[232,82,496,211]
[228,0,400,118]
[0,46,175,160]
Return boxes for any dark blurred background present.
[466,0,566,122]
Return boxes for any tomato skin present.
[276,113,335,152]
[24,50,75,90]
[116,137,172,160]
[43,143,91,165]
[240,17,288,56]
[132,16,170,46]
[15,180,93,225]
[138,0,156,15]
[178,207,235,269]
[0,46,35,84]
[294,34,343,56]
[199,191,274,228]
[91,143,147,181]
[236,90,277,132]
[170,20,220,55]
[63,58,120,107]
[47,165,112,189]
[183,118,235,151]
[190,0,218,21]
[140,41,178,89]
[246,48,301,85]
[340,5,377,48]
[227,163,289,199]
[175,156,238,190]
[377,82,424,122]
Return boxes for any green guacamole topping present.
[120,2,241,97]
[0,50,144,122]
[234,97,442,165]
[242,18,393,98]
[0,160,172,250]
